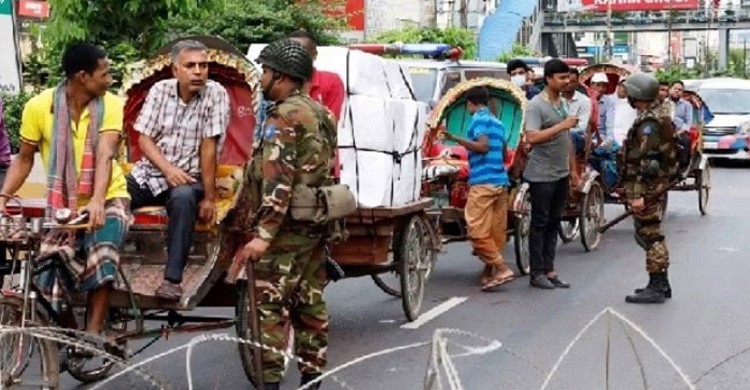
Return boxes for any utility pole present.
[667,0,673,65]
[605,0,613,62]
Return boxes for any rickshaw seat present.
[126,164,244,232]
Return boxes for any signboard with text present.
[18,0,50,19]
[560,0,700,12]
[0,0,23,94]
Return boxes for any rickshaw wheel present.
[698,164,710,215]
[371,229,405,298]
[660,192,669,220]
[371,275,402,297]
[558,220,580,243]
[0,295,59,389]
[398,215,431,322]
[580,181,604,252]
[513,190,531,276]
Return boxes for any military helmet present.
[255,39,314,82]
[623,73,659,101]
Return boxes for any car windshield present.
[699,88,750,114]
[407,67,438,103]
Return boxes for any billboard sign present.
[562,0,700,12]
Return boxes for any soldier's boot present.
[634,270,672,298]
[300,373,322,389]
[625,272,667,304]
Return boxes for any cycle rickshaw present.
[0,34,443,389]
[421,78,532,275]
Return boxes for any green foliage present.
[1,91,35,153]
[26,0,344,89]
[369,27,477,60]
[45,0,214,57]
[497,44,537,63]
[164,0,344,54]
[654,66,701,84]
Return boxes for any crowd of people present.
[451,58,682,305]
[0,32,699,388]
[0,31,343,390]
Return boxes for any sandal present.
[481,270,516,292]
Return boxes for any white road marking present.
[401,297,467,330]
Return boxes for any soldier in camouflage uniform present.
[237,39,337,390]
[620,73,678,304]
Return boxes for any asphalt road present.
[58,164,750,390]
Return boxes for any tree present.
[164,0,345,54]
[497,44,538,63]
[369,27,477,60]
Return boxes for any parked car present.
[693,78,750,161]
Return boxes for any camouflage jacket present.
[246,93,337,242]
[621,102,678,199]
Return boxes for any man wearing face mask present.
[507,59,540,100]
[236,39,337,390]
[620,73,678,304]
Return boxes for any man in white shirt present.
[563,68,591,154]
[612,78,638,144]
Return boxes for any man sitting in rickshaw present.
[127,39,229,300]
[669,81,693,168]
[0,43,131,340]
[564,69,592,154]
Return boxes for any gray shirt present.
[523,92,570,182]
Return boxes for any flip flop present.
[481,273,516,292]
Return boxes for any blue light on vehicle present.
[400,44,452,56]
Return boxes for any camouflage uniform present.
[246,93,337,383]
[621,101,678,274]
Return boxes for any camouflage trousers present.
[632,196,670,273]
[254,227,328,383]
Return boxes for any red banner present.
[18,0,50,19]
[581,0,700,12]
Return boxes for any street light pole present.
[667,0,673,65]
[605,0,613,61]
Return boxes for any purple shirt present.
[0,98,12,167]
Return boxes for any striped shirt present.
[467,107,509,187]
[131,79,229,195]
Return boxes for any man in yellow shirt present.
[0,43,130,343]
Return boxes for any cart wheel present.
[513,190,531,276]
[698,164,710,215]
[236,281,293,386]
[558,220,580,243]
[0,295,59,389]
[580,181,604,252]
[398,215,432,322]
[371,274,401,298]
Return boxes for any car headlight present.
[738,123,750,134]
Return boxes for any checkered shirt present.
[130,79,229,195]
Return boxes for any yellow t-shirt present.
[20,88,130,205]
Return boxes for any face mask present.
[511,75,526,88]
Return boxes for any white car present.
[693,78,750,161]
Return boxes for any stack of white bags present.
[248,44,430,208]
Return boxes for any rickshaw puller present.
[440,86,515,291]
[238,39,338,390]
[0,43,131,341]
[621,73,678,304]
[127,40,229,300]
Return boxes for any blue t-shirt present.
[467,107,510,187]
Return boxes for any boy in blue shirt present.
[441,86,514,291]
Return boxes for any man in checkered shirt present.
[127,40,229,300]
